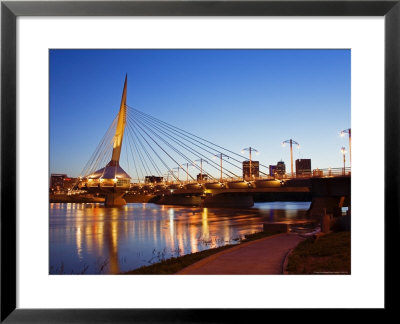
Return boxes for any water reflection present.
[49,201,310,274]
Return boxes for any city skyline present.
[50,49,351,179]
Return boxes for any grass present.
[286,231,351,274]
[121,231,281,275]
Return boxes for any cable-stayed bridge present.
[74,75,350,211]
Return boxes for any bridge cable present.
[129,109,242,179]
[125,116,164,179]
[125,122,147,182]
[126,117,180,183]
[124,122,142,183]
[129,112,238,180]
[128,107,246,172]
[127,105,248,160]
[127,117,196,183]
[128,116,193,182]
[128,114,218,181]
[128,106,272,175]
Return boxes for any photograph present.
[49,49,351,275]
[2,0,396,320]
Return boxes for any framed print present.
[1,0,399,321]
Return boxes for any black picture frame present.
[1,0,398,322]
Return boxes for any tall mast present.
[110,74,127,164]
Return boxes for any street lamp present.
[173,167,181,183]
[163,173,170,183]
[181,162,193,183]
[241,147,259,180]
[340,128,351,167]
[213,153,229,182]
[341,146,346,175]
[282,139,299,177]
[165,170,177,184]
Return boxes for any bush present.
[331,214,351,232]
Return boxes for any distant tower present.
[85,75,131,207]
[295,159,311,177]
[276,161,286,175]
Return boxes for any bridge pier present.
[308,196,347,218]
[104,192,127,207]
[308,176,351,221]
[154,195,202,206]
[202,194,254,208]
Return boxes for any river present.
[49,202,311,274]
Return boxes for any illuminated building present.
[242,161,259,180]
[197,173,208,182]
[295,159,312,177]
[276,161,286,175]
[145,176,163,184]
[50,173,67,191]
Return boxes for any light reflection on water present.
[49,201,310,275]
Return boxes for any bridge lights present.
[282,139,299,177]
[341,147,347,175]
[340,128,351,167]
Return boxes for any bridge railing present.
[280,167,351,179]
[310,167,351,177]
[127,167,351,188]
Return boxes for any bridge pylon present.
[84,75,131,207]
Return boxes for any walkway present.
[177,233,304,275]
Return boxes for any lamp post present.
[166,170,176,184]
[241,147,259,181]
[341,146,346,175]
[173,167,181,183]
[340,128,351,167]
[181,162,193,183]
[163,173,170,184]
[282,139,299,177]
[213,153,229,182]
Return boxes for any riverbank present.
[122,228,350,275]
[285,231,351,274]
[121,231,280,275]
[49,194,104,203]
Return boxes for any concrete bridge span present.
[308,176,351,218]
[139,176,350,210]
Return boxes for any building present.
[197,173,208,182]
[269,165,277,177]
[242,161,259,180]
[276,161,286,175]
[50,174,67,191]
[50,174,80,193]
[296,159,312,177]
[145,176,163,184]
[63,177,79,190]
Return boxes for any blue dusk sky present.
[50,49,350,179]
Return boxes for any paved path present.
[177,233,304,275]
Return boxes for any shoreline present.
[121,231,283,275]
